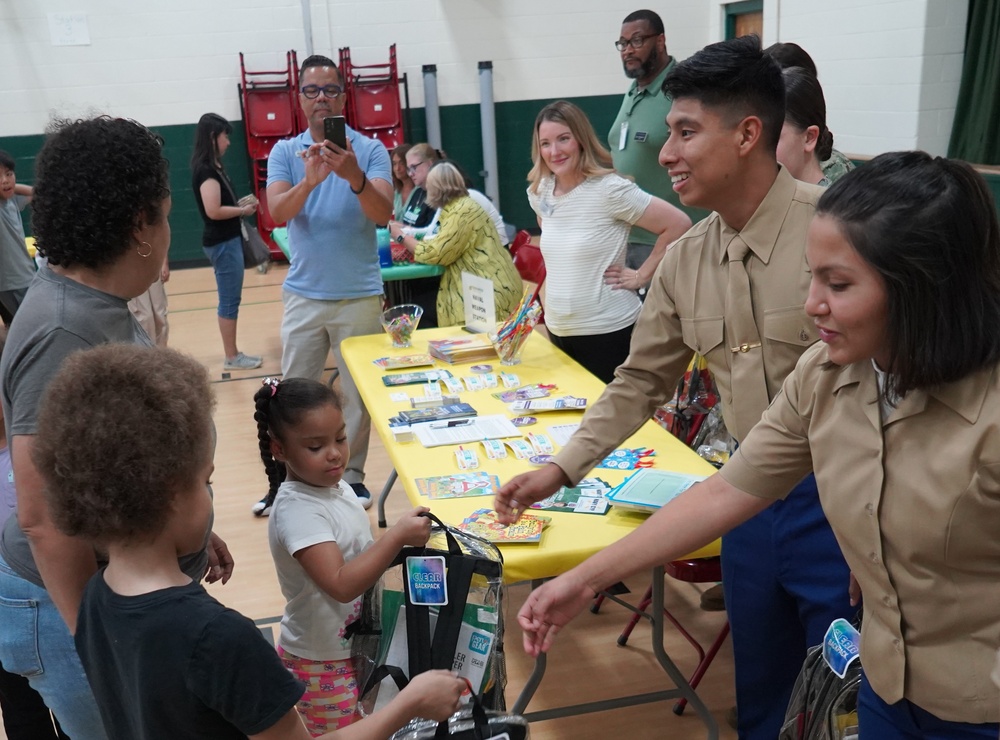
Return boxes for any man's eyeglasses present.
[614,34,657,52]
[406,161,427,175]
[300,84,343,99]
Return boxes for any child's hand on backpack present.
[391,507,432,547]
[400,670,466,721]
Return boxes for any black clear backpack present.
[354,513,507,718]
[780,617,862,740]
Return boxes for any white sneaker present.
[349,483,374,510]
[224,352,263,370]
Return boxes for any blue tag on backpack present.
[822,618,861,678]
[406,556,448,606]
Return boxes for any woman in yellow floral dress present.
[389,162,522,326]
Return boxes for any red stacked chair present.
[339,45,405,150]
[238,51,305,260]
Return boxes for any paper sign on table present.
[462,272,496,334]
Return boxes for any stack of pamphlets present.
[606,469,709,514]
[457,509,550,543]
[382,369,454,387]
[530,477,613,514]
[388,403,477,426]
[372,354,435,370]
[415,473,501,500]
[509,396,587,413]
[427,336,498,364]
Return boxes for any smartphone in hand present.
[324,116,347,150]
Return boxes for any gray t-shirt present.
[0,265,209,586]
[0,196,36,292]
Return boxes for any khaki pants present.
[280,290,382,485]
[127,278,169,347]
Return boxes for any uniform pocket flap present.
[763,306,817,347]
[680,317,725,354]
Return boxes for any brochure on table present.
[412,414,521,447]
[607,468,709,513]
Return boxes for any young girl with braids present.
[254,377,432,736]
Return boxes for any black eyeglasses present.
[614,34,657,52]
[300,84,343,99]
[406,161,427,175]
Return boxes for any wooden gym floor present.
[9,264,738,739]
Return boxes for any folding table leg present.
[650,567,719,739]
[512,579,548,714]
[377,468,397,528]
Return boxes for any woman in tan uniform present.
[505,150,1000,739]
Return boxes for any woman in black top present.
[191,113,262,370]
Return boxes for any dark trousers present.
[858,675,999,739]
[405,276,440,329]
[722,473,853,740]
[548,324,634,384]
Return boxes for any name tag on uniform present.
[633,131,648,142]
[618,121,629,150]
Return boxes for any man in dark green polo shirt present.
[609,10,708,271]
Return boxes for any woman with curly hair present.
[0,116,233,739]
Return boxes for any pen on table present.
[430,419,473,428]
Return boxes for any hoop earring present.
[137,241,153,258]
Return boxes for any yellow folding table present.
[341,326,722,738]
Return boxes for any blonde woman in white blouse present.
[527,100,691,383]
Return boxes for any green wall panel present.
[403,95,623,232]
[4,111,999,267]
[0,120,254,265]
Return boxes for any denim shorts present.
[203,234,245,320]
[0,553,108,738]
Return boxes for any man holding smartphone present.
[266,54,393,512]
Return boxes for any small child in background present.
[255,377,433,736]
[0,325,68,740]
[34,345,464,739]
[0,151,36,325]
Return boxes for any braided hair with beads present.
[252,377,343,509]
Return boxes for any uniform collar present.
[717,165,798,267]
[830,354,994,425]
[628,56,675,99]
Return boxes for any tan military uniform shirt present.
[555,166,822,481]
[722,341,1000,722]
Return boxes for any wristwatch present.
[395,234,405,244]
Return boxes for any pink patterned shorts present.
[278,647,359,736]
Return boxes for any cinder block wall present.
[0,0,974,262]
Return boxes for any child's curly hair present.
[33,344,215,545]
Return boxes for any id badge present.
[618,121,629,150]
[406,556,448,606]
